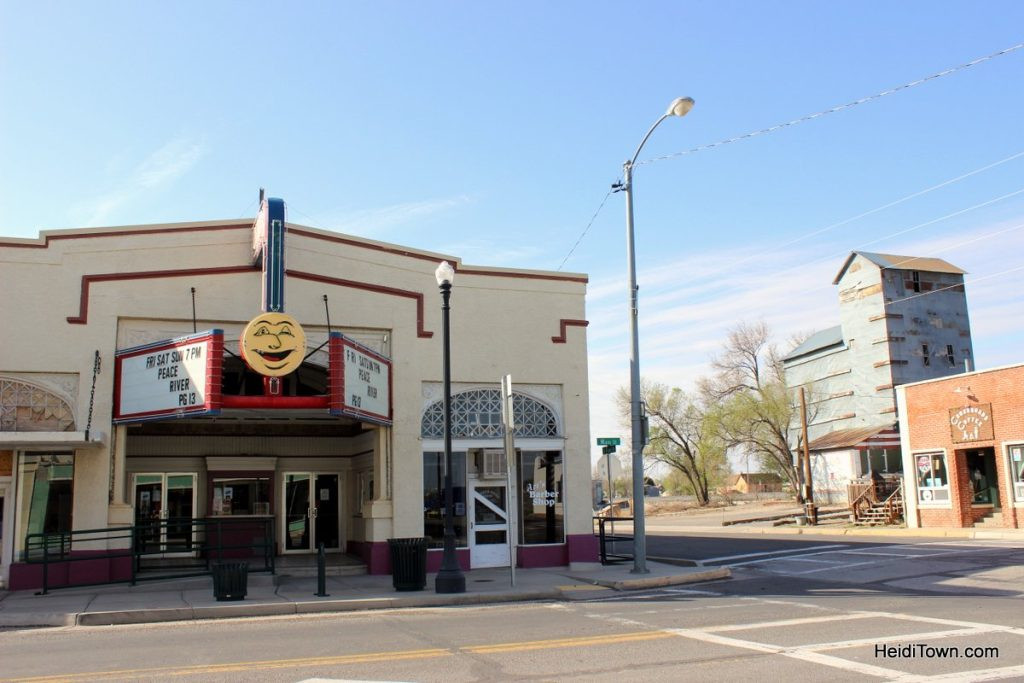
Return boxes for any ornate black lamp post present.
[434,260,466,594]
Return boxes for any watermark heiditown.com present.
[876,643,999,659]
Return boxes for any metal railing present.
[593,515,634,565]
[24,517,275,595]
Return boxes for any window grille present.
[421,389,559,438]
[0,379,75,432]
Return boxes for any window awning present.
[0,431,105,451]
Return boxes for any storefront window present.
[16,453,73,559]
[212,477,271,516]
[1008,444,1024,502]
[859,448,903,475]
[517,450,564,544]
[423,452,467,549]
[915,452,950,504]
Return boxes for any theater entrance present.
[281,472,341,553]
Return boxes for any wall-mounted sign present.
[949,403,994,443]
[114,330,223,423]
[239,312,307,377]
[329,333,392,425]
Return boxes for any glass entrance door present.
[132,473,196,555]
[469,482,509,568]
[282,473,341,553]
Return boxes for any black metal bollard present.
[315,542,329,597]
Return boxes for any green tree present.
[616,379,728,506]
[700,321,805,500]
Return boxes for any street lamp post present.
[434,260,466,594]
[623,96,694,574]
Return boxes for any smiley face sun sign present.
[240,313,307,377]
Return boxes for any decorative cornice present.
[287,270,433,338]
[67,266,258,324]
[2,223,249,249]
[551,319,589,344]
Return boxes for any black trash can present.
[211,562,249,601]
[388,537,428,591]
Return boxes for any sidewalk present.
[0,562,730,628]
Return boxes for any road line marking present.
[853,609,1024,635]
[781,649,909,680]
[463,630,676,654]
[800,626,994,652]
[664,627,909,679]
[700,544,849,564]
[703,612,875,633]
[774,557,844,563]
[837,549,952,557]
[788,559,881,575]
[2,649,452,682]
[902,664,1024,682]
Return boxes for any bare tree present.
[701,321,805,499]
[616,379,728,505]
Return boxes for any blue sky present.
[2,2,1023,466]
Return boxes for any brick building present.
[896,363,1024,529]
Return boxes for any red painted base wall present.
[9,552,133,592]
[352,533,599,576]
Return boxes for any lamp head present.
[435,260,455,286]
[666,96,695,118]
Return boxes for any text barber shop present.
[0,195,597,590]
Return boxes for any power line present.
[554,42,1024,271]
[640,41,1024,166]
[891,262,1024,306]
[556,188,613,271]
[660,150,1024,286]
[641,183,1024,306]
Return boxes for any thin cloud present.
[585,216,1024,463]
[74,138,205,227]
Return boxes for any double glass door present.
[282,473,340,553]
[132,473,197,555]
[469,481,510,568]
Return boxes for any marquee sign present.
[949,403,994,443]
[329,332,392,425]
[114,330,223,423]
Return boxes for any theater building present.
[0,198,597,590]
[896,363,1024,529]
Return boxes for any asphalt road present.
[3,535,1024,681]
[3,568,1024,681]
[645,532,911,564]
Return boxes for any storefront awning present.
[0,431,106,450]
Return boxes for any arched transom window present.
[421,389,559,439]
[0,379,76,432]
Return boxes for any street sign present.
[596,437,621,446]
[602,445,615,455]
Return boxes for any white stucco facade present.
[0,210,595,589]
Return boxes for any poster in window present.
[917,455,931,475]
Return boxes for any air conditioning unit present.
[481,449,506,479]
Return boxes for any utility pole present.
[799,387,816,524]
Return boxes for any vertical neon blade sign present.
[254,197,286,313]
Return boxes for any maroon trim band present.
[551,319,589,343]
[67,266,258,324]
[4,223,249,249]
[287,270,434,338]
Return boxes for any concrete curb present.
[6,568,736,628]
[72,589,566,626]
[567,567,731,591]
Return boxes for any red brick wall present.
[905,365,1024,529]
